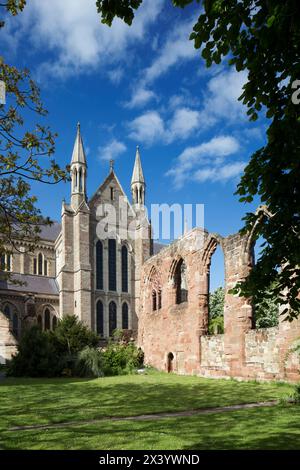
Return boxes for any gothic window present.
[52,316,57,330]
[4,305,10,319]
[108,239,117,291]
[44,308,50,331]
[175,259,188,304]
[109,301,117,336]
[96,300,104,337]
[38,253,43,275]
[1,253,12,271]
[152,290,157,311]
[110,187,114,201]
[33,258,37,275]
[121,245,128,293]
[12,313,18,337]
[158,290,162,310]
[37,315,42,329]
[75,168,78,190]
[44,259,48,276]
[96,241,103,290]
[79,168,82,192]
[122,303,129,329]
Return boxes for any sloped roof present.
[39,222,61,241]
[0,273,59,296]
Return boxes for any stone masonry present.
[138,228,300,382]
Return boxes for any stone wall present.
[139,228,300,382]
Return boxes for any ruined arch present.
[147,266,162,312]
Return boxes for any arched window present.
[12,313,18,337]
[52,316,57,330]
[38,253,43,275]
[75,168,78,190]
[44,308,50,331]
[4,305,10,319]
[1,254,12,272]
[152,290,157,311]
[158,290,162,310]
[108,239,117,291]
[79,168,82,192]
[33,258,37,275]
[44,259,48,276]
[96,300,104,337]
[96,241,103,290]
[37,315,43,329]
[121,245,128,293]
[122,303,129,329]
[0,255,5,271]
[109,301,117,336]
[175,259,188,304]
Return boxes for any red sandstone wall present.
[139,228,300,382]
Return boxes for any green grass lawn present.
[0,371,299,450]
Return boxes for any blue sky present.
[2,0,267,290]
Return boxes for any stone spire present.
[70,122,87,209]
[71,122,87,166]
[131,145,145,186]
[131,146,145,207]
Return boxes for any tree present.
[209,286,224,319]
[52,315,99,356]
[96,0,300,320]
[0,3,68,275]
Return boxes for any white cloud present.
[125,87,157,109]
[128,107,201,145]
[107,68,124,84]
[168,108,200,140]
[125,17,198,108]
[128,111,165,144]
[194,161,246,183]
[167,135,243,188]
[4,0,164,79]
[99,139,127,161]
[143,18,197,85]
[198,69,248,128]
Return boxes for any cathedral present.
[1,124,300,383]
[0,124,154,361]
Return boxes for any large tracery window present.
[109,301,117,336]
[122,302,129,329]
[96,300,104,337]
[96,240,103,290]
[121,245,128,293]
[175,259,188,304]
[108,239,117,291]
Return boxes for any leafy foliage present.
[102,329,144,375]
[7,318,143,377]
[6,326,60,377]
[75,346,104,378]
[208,286,278,333]
[51,315,99,355]
[0,5,68,273]
[95,1,300,320]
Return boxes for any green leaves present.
[95,0,143,26]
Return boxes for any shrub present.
[75,347,104,378]
[7,326,60,377]
[52,315,99,355]
[291,383,300,404]
[102,341,144,376]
